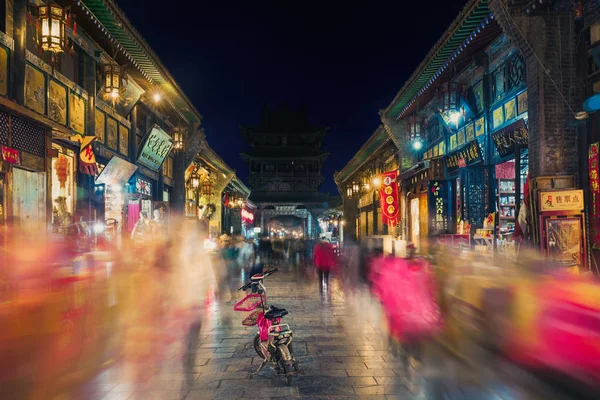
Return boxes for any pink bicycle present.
[234,268,299,385]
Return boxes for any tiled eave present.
[383,0,493,121]
[79,0,202,125]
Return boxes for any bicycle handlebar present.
[238,268,279,291]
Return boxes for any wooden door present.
[11,168,46,236]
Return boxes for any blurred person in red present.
[313,239,337,283]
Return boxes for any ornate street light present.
[38,2,67,53]
[352,181,359,195]
[103,63,126,100]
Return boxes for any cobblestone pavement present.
[65,264,584,400]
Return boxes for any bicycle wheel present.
[281,360,294,386]
[253,334,265,358]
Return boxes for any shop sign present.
[491,118,528,157]
[428,180,449,234]
[242,208,254,224]
[137,125,173,171]
[379,170,400,226]
[445,140,482,173]
[539,189,584,212]
[96,156,137,186]
[1,146,20,165]
[589,142,600,248]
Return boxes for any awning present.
[96,156,137,186]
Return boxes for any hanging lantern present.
[441,82,459,113]
[190,171,200,189]
[172,127,184,152]
[201,179,212,197]
[103,63,126,100]
[407,114,423,150]
[38,2,67,53]
[346,186,352,198]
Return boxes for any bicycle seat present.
[264,305,288,319]
[251,274,264,281]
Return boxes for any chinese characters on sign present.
[428,180,449,234]
[491,118,529,157]
[1,146,20,164]
[539,190,584,212]
[589,142,600,248]
[137,125,173,171]
[379,170,400,226]
[445,140,483,173]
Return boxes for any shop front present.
[94,156,138,245]
[50,142,77,235]
[0,109,49,236]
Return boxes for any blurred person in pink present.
[369,244,442,371]
[313,239,337,282]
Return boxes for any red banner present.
[589,143,600,249]
[1,146,20,165]
[379,170,400,226]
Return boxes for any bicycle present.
[233,268,300,385]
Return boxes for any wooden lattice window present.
[506,54,526,93]
[465,166,492,226]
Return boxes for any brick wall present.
[490,0,583,181]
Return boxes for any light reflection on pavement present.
[64,264,586,400]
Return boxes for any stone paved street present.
[65,265,584,400]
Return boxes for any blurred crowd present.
[2,221,600,398]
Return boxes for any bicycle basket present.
[233,293,264,312]
[242,310,262,326]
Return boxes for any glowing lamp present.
[449,111,461,126]
[172,127,184,151]
[103,64,126,99]
[38,2,66,53]
[373,177,382,188]
[412,140,423,151]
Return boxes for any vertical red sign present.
[589,143,600,248]
[379,170,400,226]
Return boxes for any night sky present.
[118,0,467,194]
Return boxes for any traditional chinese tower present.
[240,105,330,238]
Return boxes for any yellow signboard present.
[539,189,584,212]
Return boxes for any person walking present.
[313,239,337,282]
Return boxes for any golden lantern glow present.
[190,171,200,189]
[172,127,184,152]
[103,64,126,99]
[38,3,67,53]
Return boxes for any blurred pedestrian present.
[313,239,337,282]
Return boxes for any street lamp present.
[38,2,67,53]
[103,63,126,100]
[172,127,184,152]
[373,176,382,189]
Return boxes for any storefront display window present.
[51,145,76,233]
